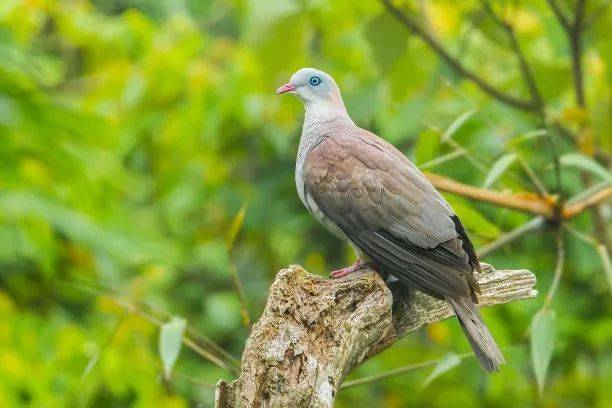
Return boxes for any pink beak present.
[275,83,296,95]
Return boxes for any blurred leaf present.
[365,13,407,74]
[561,107,588,126]
[225,202,248,252]
[415,129,441,164]
[595,244,612,292]
[559,153,612,182]
[477,13,511,47]
[80,348,99,383]
[446,197,500,239]
[531,310,556,394]
[483,153,517,188]
[441,109,476,142]
[422,352,461,388]
[159,316,187,381]
[420,150,464,170]
[508,129,548,147]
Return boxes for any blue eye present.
[309,76,321,86]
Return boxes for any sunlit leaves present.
[159,316,187,380]
[531,310,556,394]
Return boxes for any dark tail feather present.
[448,297,505,372]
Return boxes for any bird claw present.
[330,260,365,279]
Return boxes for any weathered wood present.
[215,263,537,408]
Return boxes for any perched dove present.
[276,68,504,372]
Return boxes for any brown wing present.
[303,129,480,300]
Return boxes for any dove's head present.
[276,68,344,109]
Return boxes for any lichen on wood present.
[215,263,537,408]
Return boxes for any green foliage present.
[531,310,556,395]
[160,317,187,381]
[560,153,612,182]
[422,352,461,389]
[483,153,517,188]
[0,0,610,406]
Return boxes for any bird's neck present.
[302,100,352,136]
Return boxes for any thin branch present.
[226,203,252,329]
[564,223,598,246]
[424,172,556,217]
[228,263,251,329]
[341,352,472,390]
[341,345,525,390]
[546,0,572,31]
[567,180,611,205]
[480,1,544,109]
[541,229,565,311]
[571,0,587,108]
[420,149,465,170]
[423,121,488,173]
[544,126,564,201]
[380,0,539,112]
[562,186,612,218]
[446,138,488,172]
[564,224,612,291]
[516,155,550,197]
[477,217,546,258]
[67,280,241,375]
[139,356,216,388]
[425,171,607,221]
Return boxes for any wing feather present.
[304,130,481,300]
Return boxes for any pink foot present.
[330,259,363,279]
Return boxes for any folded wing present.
[304,129,480,300]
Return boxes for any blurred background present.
[0,0,610,406]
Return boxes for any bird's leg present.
[330,259,370,279]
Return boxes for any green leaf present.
[508,129,548,147]
[414,129,441,165]
[422,353,461,388]
[446,197,500,239]
[595,244,612,292]
[159,316,187,380]
[559,153,612,182]
[365,13,407,74]
[531,310,556,394]
[483,153,517,188]
[441,109,476,142]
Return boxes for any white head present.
[276,68,347,115]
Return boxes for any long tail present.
[447,297,505,372]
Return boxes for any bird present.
[276,67,504,372]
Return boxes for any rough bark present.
[215,263,537,408]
